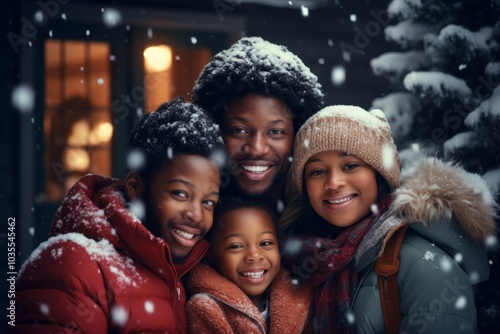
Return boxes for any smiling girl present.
[186,197,312,334]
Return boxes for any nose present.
[242,133,270,157]
[325,170,346,190]
[244,246,264,262]
[184,202,204,225]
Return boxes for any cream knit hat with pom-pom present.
[292,105,401,193]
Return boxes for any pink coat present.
[10,175,208,334]
[186,263,312,334]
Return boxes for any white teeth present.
[242,165,270,173]
[242,271,265,278]
[173,228,194,239]
[327,196,353,204]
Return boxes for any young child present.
[185,197,312,334]
[11,98,224,334]
[290,105,496,333]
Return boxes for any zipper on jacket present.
[351,261,376,309]
[208,293,267,334]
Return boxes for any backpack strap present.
[375,224,409,334]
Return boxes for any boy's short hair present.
[206,196,279,242]
[128,97,225,182]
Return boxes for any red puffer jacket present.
[10,174,209,334]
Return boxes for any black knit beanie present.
[192,36,325,133]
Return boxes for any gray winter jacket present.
[351,159,496,334]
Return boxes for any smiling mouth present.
[241,270,265,278]
[325,195,355,204]
[241,165,271,174]
[172,228,194,240]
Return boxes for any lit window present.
[44,40,112,202]
[143,44,211,112]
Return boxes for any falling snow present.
[191,37,198,44]
[346,311,356,324]
[455,295,467,309]
[111,305,128,326]
[210,149,226,169]
[439,256,452,272]
[145,301,155,314]
[12,85,35,113]
[331,65,346,86]
[469,271,480,284]
[127,150,146,170]
[40,303,50,315]
[128,200,145,221]
[103,8,122,27]
[276,200,285,213]
[34,11,44,23]
[485,235,497,248]
[301,6,309,17]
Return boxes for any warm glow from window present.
[89,122,113,145]
[144,45,172,72]
[64,148,90,171]
[44,40,112,202]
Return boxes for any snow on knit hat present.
[129,97,225,169]
[293,105,401,193]
[192,36,324,133]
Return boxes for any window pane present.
[90,43,111,107]
[45,40,61,107]
[44,40,113,202]
[64,41,86,100]
[143,44,211,112]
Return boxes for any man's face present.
[145,155,220,263]
[221,94,294,196]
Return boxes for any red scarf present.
[302,196,391,333]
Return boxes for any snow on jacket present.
[185,263,312,334]
[351,158,497,334]
[11,174,209,334]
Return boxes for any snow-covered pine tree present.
[371,0,500,195]
[369,0,500,330]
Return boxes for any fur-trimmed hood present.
[392,158,496,241]
[356,158,497,278]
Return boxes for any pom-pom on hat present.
[292,105,401,193]
[192,36,324,133]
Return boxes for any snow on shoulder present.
[18,232,144,287]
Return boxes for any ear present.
[124,171,145,200]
